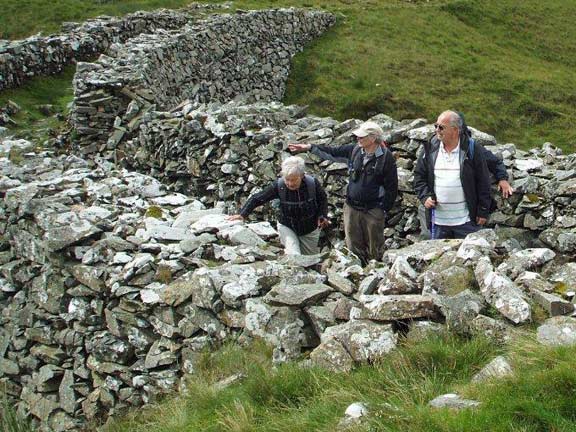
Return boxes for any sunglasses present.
[434,123,454,131]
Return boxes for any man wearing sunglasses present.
[417,113,514,239]
[289,121,398,265]
[413,110,492,239]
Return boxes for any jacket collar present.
[360,144,385,158]
[430,133,470,153]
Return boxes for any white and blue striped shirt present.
[434,142,470,226]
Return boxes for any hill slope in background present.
[1,0,575,152]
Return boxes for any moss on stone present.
[145,205,163,219]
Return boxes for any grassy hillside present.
[1,0,575,152]
[0,0,194,39]
[99,333,576,432]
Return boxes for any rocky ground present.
[1,100,576,431]
[1,4,576,431]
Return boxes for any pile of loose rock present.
[0,9,196,91]
[1,118,576,430]
[69,8,336,151]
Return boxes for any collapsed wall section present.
[0,9,195,91]
[69,8,336,154]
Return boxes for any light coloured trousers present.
[277,224,321,255]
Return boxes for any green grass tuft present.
[1,393,34,432]
[101,333,576,432]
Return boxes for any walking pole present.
[430,194,437,239]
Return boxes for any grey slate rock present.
[429,393,480,410]
[58,370,77,414]
[309,337,354,372]
[326,270,356,295]
[497,248,556,279]
[352,295,437,321]
[264,283,332,307]
[529,288,574,316]
[320,320,397,363]
[471,356,513,383]
[469,315,514,344]
[537,316,576,346]
[474,257,531,324]
[435,290,485,335]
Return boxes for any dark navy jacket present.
[311,143,398,212]
[240,177,328,235]
[413,134,492,229]
[483,146,508,181]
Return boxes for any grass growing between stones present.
[0,66,75,143]
[1,392,34,432]
[1,0,576,152]
[101,333,576,432]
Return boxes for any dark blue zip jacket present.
[413,133,492,229]
[311,143,398,211]
[483,146,508,181]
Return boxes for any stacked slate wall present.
[111,100,576,254]
[69,8,336,154]
[0,9,195,91]
[1,108,576,430]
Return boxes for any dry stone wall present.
[0,9,195,91]
[1,132,576,431]
[69,8,336,153]
[110,99,576,254]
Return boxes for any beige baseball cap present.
[351,121,384,138]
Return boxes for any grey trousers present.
[343,203,386,264]
[277,224,321,255]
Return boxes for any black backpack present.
[277,174,316,204]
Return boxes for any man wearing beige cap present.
[289,121,398,264]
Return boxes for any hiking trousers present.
[278,224,321,255]
[343,203,386,264]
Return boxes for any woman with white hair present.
[228,156,329,255]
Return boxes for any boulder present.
[352,295,438,321]
[537,316,576,346]
[471,356,513,383]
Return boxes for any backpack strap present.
[375,148,387,174]
[278,175,316,203]
[349,144,362,172]
[303,174,316,200]
[468,138,475,160]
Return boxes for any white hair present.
[281,156,306,177]
[440,110,463,130]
